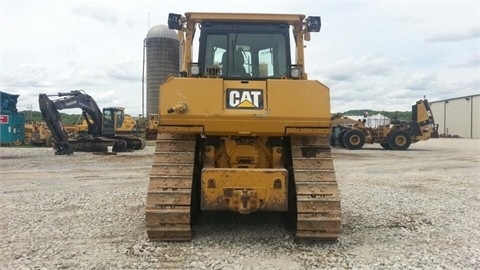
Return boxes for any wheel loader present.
[330,99,439,150]
[146,12,341,241]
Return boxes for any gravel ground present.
[1,138,479,269]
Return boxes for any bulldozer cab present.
[169,12,321,80]
[102,107,125,136]
[200,24,290,78]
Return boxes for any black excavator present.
[39,90,146,155]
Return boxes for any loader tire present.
[328,134,335,147]
[337,129,348,148]
[342,129,365,150]
[380,142,391,150]
[330,126,342,147]
[388,130,411,150]
[12,140,23,146]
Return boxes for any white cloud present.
[71,5,119,25]
[427,27,480,42]
[320,55,394,82]
[1,1,479,115]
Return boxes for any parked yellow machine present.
[146,12,341,241]
[25,121,54,147]
[144,114,159,140]
[63,117,88,138]
[66,113,138,136]
[26,113,138,145]
[39,91,145,154]
[115,113,138,133]
[330,99,439,150]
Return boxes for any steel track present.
[290,136,342,240]
[146,133,197,241]
[146,134,341,241]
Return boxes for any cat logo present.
[226,89,264,109]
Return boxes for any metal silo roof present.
[146,24,178,39]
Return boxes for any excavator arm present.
[54,90,103,135]
[38,90,104,155]
[38,94,73,155]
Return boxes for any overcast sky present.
[1,0,479,116]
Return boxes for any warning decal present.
[0,115,9,124]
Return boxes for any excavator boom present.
[38,94,73,155]
[52,90,103,135]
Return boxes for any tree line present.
[21,110,84,125]
[341,110,412,121]
[20,109,412,126]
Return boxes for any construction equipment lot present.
[1,138,479,269]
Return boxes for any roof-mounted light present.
[190,63,200,76]
[306,16,321,32]
[168,13,183,30]
[290,66,303,79]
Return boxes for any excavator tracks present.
[146,133,197,241]
[289,136,342,241]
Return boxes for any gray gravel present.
[1,138,479,269]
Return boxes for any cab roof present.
[184,12,305,26]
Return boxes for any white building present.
[430,94,480,139]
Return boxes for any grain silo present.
[144,25,180,116]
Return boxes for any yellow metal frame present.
[201,168,288,213]
[159,77,331,136]
[177,12,309,72]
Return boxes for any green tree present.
[20,110,83,125]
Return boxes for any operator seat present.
[221,52,228,76]
[233,50,249,77]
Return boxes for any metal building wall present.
[145,25,180,116]
[473,95,480,138]
[430,102,445,136]
[430,94,480,138]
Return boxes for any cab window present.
[203,32,287,78]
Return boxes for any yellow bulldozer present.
[145,12,341,241]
